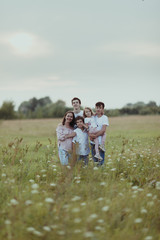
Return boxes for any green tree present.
[0,101,16,119]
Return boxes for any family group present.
[56,97,109,166]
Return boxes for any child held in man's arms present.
[72,116,90,165]
[83,107,106,161]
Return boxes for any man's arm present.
[89,125,107,139]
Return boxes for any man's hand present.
[89,133,97,140]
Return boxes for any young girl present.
[83,107,106,161]
[56,111,76,165]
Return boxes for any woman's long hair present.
[62,111,75,128]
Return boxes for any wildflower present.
[67,166,71,169]
[42,174,46,177]
[50,225,58,229]
[57,230,65,235]
[111,168,116,171]
[63,204,69,209]
[138,188,144,192]
[153,195,157,200]
[120,178,125,181]
[84,231,94,238]
[72,208,80,213]
[147,201,154,206]
[156,181,160,190]
[36,175,40,179]
[45,198,54,203]
[32,183,39,189]
[10,199,19,206]
[134,218,143,223]
[5,220,11,225]
[43,226,51,232]
[88,214,98,221]
[95,226,103,231]
[33,230,43,236]
[74,176,81,180]
[119,192,124,196]
[142,228,148,233]
[25,200,33,206]
[144,236,153,240]
[1,173,6,177]
[52,165,57,168]
[146,193,152,197]
[41,169,46,173]
[31,190,39,194]
[132,186,138,190]
[74,229,82,233]
[29,179,34,183]
[74,218,81,223]
[97,219,104,223]
[97,197,104,201]
[141,208,147,214]
[93,167,98,170]
[76,180,81,183]
[27,227,35,232]
[71,196,81,201]
[50,183,57,187]
[100,182,106,186]
[80,202,86,206]
[101,206,109,212]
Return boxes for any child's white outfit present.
[85,116,106,159]
[72,128,90,164]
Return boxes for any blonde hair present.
[83,107,94,118]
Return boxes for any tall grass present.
[0,116,160,240]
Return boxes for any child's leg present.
[89,128,99,154]
[101,133,106,146]
[94,137,100,155]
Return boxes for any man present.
[71,97,83,118]
[89,101,109,165]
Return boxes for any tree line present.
[0,97,160,120]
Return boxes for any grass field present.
[0,116,160,240]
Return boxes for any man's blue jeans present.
[90,143,105,165]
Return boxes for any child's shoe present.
[99,145,105,152]
[94,153,103,161]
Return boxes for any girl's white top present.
[72,128,90,155]
[56,124,74,151]
[84,116,97,129]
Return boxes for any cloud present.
[0,31,52,58]
[0,76,77,91]
[100,42,160,57]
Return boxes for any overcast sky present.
[0,0,160,110]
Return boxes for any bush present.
[0,101,16,119]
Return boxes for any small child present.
[83,107,106,161]
[72,116,90,165]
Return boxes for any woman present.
[56,111,76,165]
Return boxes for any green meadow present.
[0,116,160,240]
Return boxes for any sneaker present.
[99,145,105,152]
[94,153,103,161]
